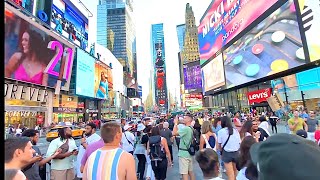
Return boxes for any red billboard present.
[247,88,272,105]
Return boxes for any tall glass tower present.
[151,23,168,111]
[96,0,136,91]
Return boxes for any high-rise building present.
[96,0,137,94]
[176,24,186,52]
[182,3,200,64]
[151,23,168,111]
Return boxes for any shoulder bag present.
[220,134,231,155]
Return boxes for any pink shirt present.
[14,64,43,85]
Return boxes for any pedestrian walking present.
[121,124,135,154]
[199,121,218,151]
[236,136,256,180]
[134,124,149,180]
[195,148,224,180]
[218,116,241,180]
[305,110,319,142]
[288,110,308,134]
[83,122,137,180]
[148,126,172,180]
[173,114,196,180]
[160,122,174,164]
[268,112,279,134]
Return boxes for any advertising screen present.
[297,0,320,61]
[76,48,95,97]
[185,93,203,107]
[9,0,53,24]
[154,42,168,109]
[5,5,75,90]
[183,61,202,92]
[202,53,225,93]
[223,1,306,89]
[51,0,89,50]
[94,62,113,99]
[198,0,278,64]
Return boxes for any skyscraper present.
[176,24,186,52]
[182,3,200,64]
[151,23,168,111]
[97,0,137,94]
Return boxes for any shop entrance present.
[251,102,272,114]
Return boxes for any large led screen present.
[94,63,113,99]
[51,0,89,50]
[198,0,278,64]
[154,42,168,109]
[297,0,320,61]
[76,48,95,97]
[9,0,53,24]
[223,1,306,89]
[202,53,225,92]
[4,5,75,90]
[183,61,202,92]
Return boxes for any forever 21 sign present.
[5,82,49,103]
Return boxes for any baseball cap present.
[123,125,131,131]
[296,129,307,138]
[250,133,320,180]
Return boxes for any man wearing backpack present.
[173,114,196,180]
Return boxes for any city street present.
[36,124,288,180]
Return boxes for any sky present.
[82,0,212,102]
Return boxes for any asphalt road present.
[36,124,288,180]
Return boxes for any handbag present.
[58,139,69,154]
[221,134,231,155]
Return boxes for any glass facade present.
[97,3,108,47]
[176,24,186,52]
[207,67,320,113]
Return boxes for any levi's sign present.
[247,88,271,105]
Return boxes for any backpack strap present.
[202,134,212,149]
[179,126,193,151]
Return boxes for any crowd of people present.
[4,109,320,180]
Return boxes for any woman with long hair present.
[147,126,172,180]
[199,121,218,151]
[218,116,241,180]
[134,124,150,180]
[236,136,257,180]
[96,71,109,99]
[239,121,259,142]
[5,30,50,86]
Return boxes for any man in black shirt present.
[252,120,269,142]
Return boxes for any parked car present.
[46,125,85,142]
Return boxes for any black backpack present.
[149,135,166,161]
[180,126,200,156]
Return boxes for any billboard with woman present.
[94,63,113,99]
[4,4,75,91]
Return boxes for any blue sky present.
[82,0,212,102]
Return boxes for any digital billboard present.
[297,0,320,61]
[94,62,113,99]
[76,48,95,97]
[51,0,89,50]
[9,0,53,25]
[202,53,225,93]
[223,1,306,89]
[185,93,203,107]
[5,5,75,91]
[154,43,168,109]
[198,0,278,64]
[183,61,202,92]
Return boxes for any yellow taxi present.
[46,125,85,142]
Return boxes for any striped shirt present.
[85,148,124,180]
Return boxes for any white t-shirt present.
[121,131,135,152]
[236,167,249,180]
[76,133,101,178]
[218,128,241,152]
[15,129,22,135]
[206,177,225,180]
[259,122,270,136]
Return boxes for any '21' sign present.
[44,41,74,93]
